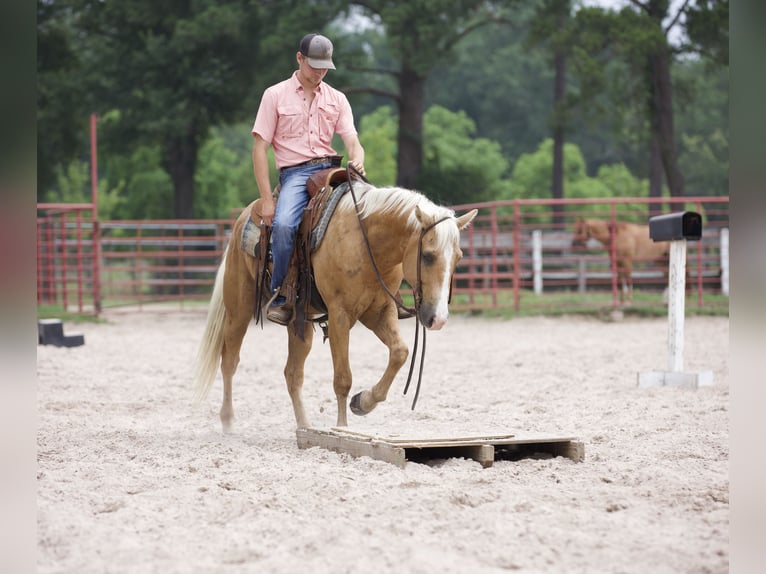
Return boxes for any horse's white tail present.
[192,249,227,403]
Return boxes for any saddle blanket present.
[240,180,373,257]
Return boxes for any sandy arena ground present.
[37,310,729,573]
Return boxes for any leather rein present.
[345,165,452,410]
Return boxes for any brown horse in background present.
[571,218,670,304]
[192,182,478,433]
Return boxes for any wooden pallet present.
[296,427,584,468]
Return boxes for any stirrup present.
[265,289,281,309]
[267,304,293,326]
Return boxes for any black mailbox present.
[648,211,702,242]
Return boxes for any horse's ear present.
[455,209,478,230]
[414,204,426,225]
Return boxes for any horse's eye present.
[422,252,436,265]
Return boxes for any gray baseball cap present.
[299,34,336,70]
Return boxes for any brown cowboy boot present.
[266,290,293,326]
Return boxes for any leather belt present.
[281,155,342,172]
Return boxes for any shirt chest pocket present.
[318,103,340,139]
[277,105,305,139]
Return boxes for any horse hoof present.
[349,392,368,416]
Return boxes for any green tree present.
[105,146,175,220]
[194,135,246,220]
[77,0,263,218]
[673,60,728,197]
[44,159,126,220]
[353,104,511,204]
[505,138,651,221]
[683,0,728,66]
[580,0,728,204]
[40,0,344,218]
[527,0,574,225]
[357,106,398,186]
[37,1,93,197]
[420,105,511,205]
[347,0,520,189]
[509,138,589,201]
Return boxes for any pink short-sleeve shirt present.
[252,72,357,170]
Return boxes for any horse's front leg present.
[349,311,409,417]
[617,262,631,305]
[285,325,314,429]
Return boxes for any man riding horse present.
[251,33,366,325]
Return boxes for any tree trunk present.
[165,135,198,219]
[648,130,664,216]
[645,0,684,198]
[551,45,566,226]
[396,65,425,190]
[649,46,685,197]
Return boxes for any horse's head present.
[571,217,591,248]
[572,218,612,249]
[403,205,478,330]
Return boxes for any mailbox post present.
[637,211,713,388]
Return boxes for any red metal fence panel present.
[36,196,729,316]
[449,196,729,315]
[97,219,232,310]
[37,203,100,314]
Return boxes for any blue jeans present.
[270,160,336,294]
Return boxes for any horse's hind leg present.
[285,326,314,429]
[219,312,251,433]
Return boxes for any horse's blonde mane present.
[338,185,458,249]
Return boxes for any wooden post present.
[637,238,713,388]
[532,230,542,295]
[720,228,729,296]
[666,240,686,372]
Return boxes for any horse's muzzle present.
[418,303,446,330]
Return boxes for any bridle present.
[346,165,453,410]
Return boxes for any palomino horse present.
[571,217,669,304]
[192,182,478,432]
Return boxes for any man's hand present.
[348,159,365,177]
[260,195,276,226]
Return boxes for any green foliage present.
[673,60,728,197]
[44,160,125,220]
[193,130,254,219]
[354,0,494,75]
[358,107,398,186]
[508,138,587,199]
[354,104,512,204]
[37,1,93,197]
[426,2,552,166]
[101,146,174,220]
[37,0,728,219]
[48,161,90,204]
[419,106,511,204]
[680,129,728,197]
[592,163,646,198]
[684,0,729,66]
[505,138,652,221]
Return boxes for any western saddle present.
[251,166,363,339]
